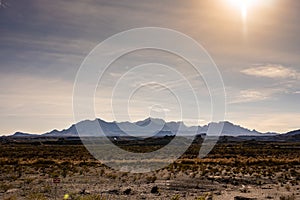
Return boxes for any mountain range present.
[8,117,295,138]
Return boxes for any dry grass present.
[0,140,299,199]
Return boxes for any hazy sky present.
[0,0,299,134]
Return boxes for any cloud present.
[228,87,284,104]
[241,64,299,79]
[1,0,300,135]
[239,89,269,101]
[229,89,269,104]
[149,106,170,113]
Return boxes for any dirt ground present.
[0,141,299,199]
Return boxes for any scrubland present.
[0,139,299,199]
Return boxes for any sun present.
[225,0,275,35]
[228,0,260,21]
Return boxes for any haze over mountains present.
[8,117,297,139]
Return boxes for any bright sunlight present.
[228,0,261,21]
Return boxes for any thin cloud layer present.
[230,89,270,104]
[241,64,299,79]
[1,0,300,134]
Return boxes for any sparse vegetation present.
[280,194,296,200]
[0,140,299,199]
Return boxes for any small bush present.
[26,193,47,200]
[280,195,295,200]
[171,194,180,200]
[77,194,106,200]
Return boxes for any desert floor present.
[0,140,299,200]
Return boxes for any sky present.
[0,0,299,135]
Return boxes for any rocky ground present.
[0,141,299,199]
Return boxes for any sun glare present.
[241,4,247,21]
[228,0,260,21]
[225,0,275,36]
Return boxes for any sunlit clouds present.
[0,0,299,134]
[241,64,300,79]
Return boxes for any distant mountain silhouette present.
[7,118,289,138]
[285,129,300,136]
[199,121,276,137]
[12,132,35,137]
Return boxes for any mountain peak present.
[135,117,166,127]
[12,132,33,137]
[286,129,300,136]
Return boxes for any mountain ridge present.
[8,117,294,138]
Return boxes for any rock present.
[6,188,20,193]
[234,196,257,200]
[150,186,159,194]
[123,188,132,195]
[107,189,120,195]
